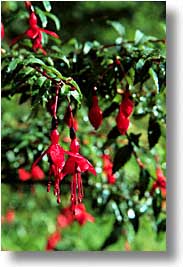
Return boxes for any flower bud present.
[120,91,134,118]
[116,109,130,135]
[88,96,103,130]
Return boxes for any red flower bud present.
[1,23,4,39]
[46,231,61,251]
[88,95,103,130]
[64,104,74,128]
[5,210,15,223]
[31,166,45,180]
[18,168,31,181]
[116,109,130,135]
[107,174,116,184]
[120,91,134,117]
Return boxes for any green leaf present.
[35,7,48,28]
[7,58,20,73]
[37,76,47,87]
[66,79,82,102]
[149,68,159,93]
[61,84,71,95]
[46,12,60,30]
[113,144,133,173]
[68,90,81,104]
[43,1,51,12]
[83,41,93,55]
[134,30,144,45]
[148,116,161,149]
[107,20,125,36]
[24,57,45,66]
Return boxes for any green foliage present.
[1,1,166,251]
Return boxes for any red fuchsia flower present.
[88,94,103,130]
[57,207,74,228]
[18,166,45,181]
[46,231,61,251]
[116,91,134,135]
[5,209,15,223]
[120,91,134,118]
[1,22,4,39]
[18,168,31,181]
[32,129,82,204]
[62,135,96,213]
[102,154,116,184]
[116,107,130,135]
[11,10,59,55]
[74,203,95,225]
[107,174,116,184]
[151,167,166,197]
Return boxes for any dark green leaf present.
[43,1,51,12]
[129,133,141,147]
[130,213,139,233]
[157,219,166,233]
[113,144,133,173]
[152,193,162,219]
[107,126,120,139]
[148,116,161,149]
[103,102,119,118]
[138,168,150,199]
[100,220,122,250]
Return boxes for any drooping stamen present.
[71,173,77,213]
[77,173,84,203]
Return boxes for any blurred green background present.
[1,1,166,251]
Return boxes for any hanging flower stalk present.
[32,82,78,203]
[116,90,134,135]
[62,114,96,212]
[11,1,59,55]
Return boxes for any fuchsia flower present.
[11,9,59,54]
[46,231,61,251]
[5,209,15,223]
[151,167,166,197]
[62,136,96,212]
[32,129,67,203]
[57,203,95,227]
[116,91,134,135]
[88,94,103,130]
[74,203,95,225]
[18,166,45,181]
[102,154,116,184]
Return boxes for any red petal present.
[18,168,31,181]
[41,28,59,38]
[88,99,103,130]
[116,109,130,135]
[31,166,45,180]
